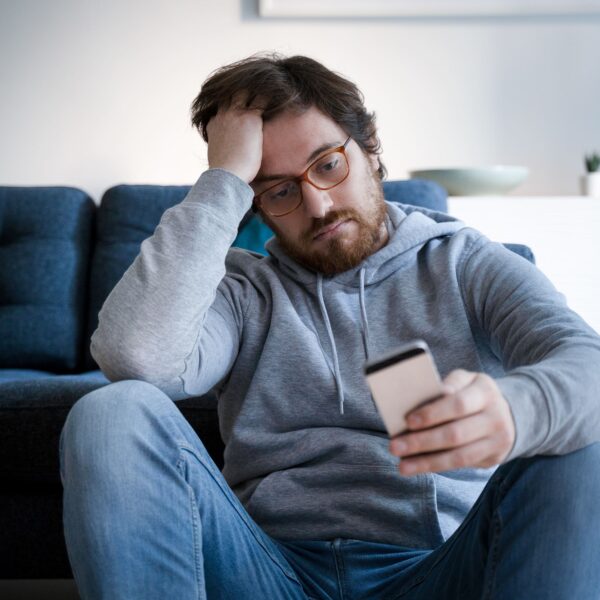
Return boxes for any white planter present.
[580,172,600,197]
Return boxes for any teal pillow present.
[232,217,273,256]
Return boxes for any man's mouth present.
[313,219,351,241]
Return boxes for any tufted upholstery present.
[0,186,95,372]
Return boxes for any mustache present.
[302,209,362,242]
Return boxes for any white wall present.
[1,0,600,202]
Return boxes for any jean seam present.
[177,456,204,600]
[58,426,66,485]
[482,507,502,600]
[338,541,347,600]
[481,467,513,600]
[331,540,345,600]
[177,446,304,589]
[162,410,304,590]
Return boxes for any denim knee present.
[523,442,600,490]
[59,379,174,482]
[552,442,600,502]
[499,442,600,531]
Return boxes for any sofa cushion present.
[383,179,448,211]
[0,370,223,485]
[0,368,81,382]
[0,186,95,372]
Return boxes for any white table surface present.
[447,196,600,335]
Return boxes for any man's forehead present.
[254,140,344,184]
[257,107,346,181]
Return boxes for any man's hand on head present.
[389,370,516,476]
[205,94,264,184]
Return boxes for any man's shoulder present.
[421,223,489,257]
[418,225,507,278]
[448,225,488,248]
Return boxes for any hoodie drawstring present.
[317,269,372,415]
[359,267,371,361]
[317,274,345,414]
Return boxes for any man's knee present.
[60,379,173,475]
[527,442,600,485]
[551,442,600,496]
[505,443,600,525]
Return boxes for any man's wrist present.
[207,160,256,184]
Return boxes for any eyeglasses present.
[252,137,352,217]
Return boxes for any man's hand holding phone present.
[365,341,516,476]
[390,369,516,476]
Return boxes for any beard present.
[268,174,389,276]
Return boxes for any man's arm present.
[389,235,600,474]
[91,105,264,400]
[462,236,600,459]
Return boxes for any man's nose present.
[301,181,334,219]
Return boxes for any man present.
[60,54,600,599]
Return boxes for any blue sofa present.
[0,180,534,578]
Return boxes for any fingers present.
[206,92,264,142]
[397,437,502,476]
[405,370,491,430]
[229,90,250,110]
[226,90,266,113]
[206,102,261,134]
[205,99,264,183]
[390,412,492,458]
[389,370,517,475]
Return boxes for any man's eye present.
[317,157,340,173]
[268,183,292,201]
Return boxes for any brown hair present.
[190,53,386,179]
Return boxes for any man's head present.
[191,53,390,275]
[191,53,386,180]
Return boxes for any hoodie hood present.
[264,201,466,414]
[265,201,464,286]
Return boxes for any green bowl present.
[409,166,529,196]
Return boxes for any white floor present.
[0,580,80,600]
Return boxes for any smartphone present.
[364,340,443,437]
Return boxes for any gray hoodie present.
[91,169,600,548]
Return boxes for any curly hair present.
[190,53,386,179]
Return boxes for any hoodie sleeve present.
[458,232,600,460]
[90,168,254,401]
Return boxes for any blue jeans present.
[59,380,600,599]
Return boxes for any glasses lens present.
[308,150,349,188]
[260,180,302,216]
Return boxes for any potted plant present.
[581,152,600,197]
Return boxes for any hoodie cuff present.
[183,168,254,225]
[495,373,552,461]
